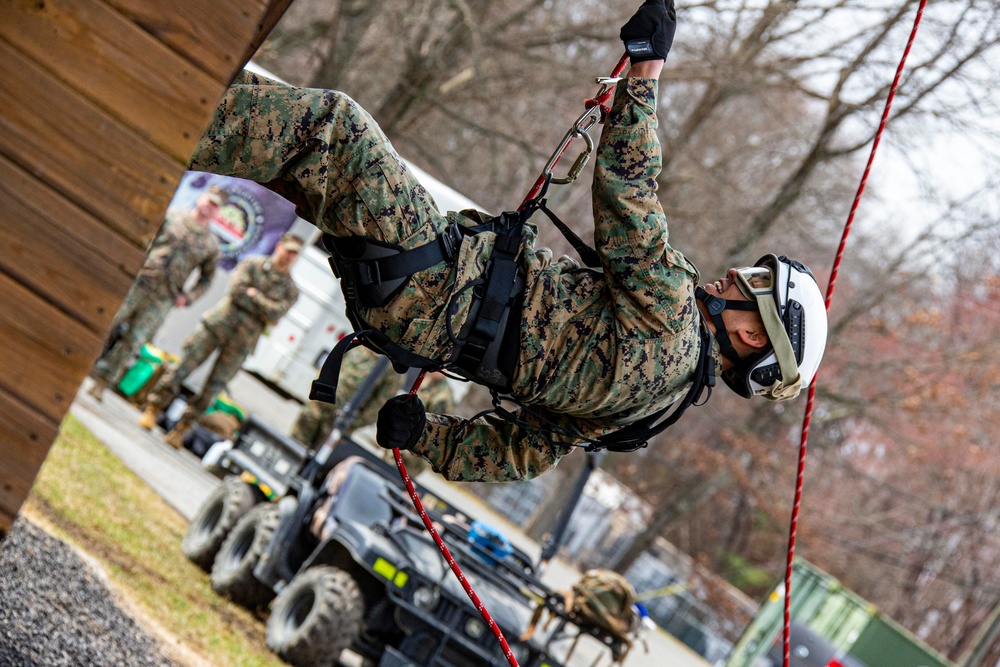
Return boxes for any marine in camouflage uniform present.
[140,235,302,445]
[188,30,711,481]
[89,189,223,399]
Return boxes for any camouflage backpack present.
[569,569,636,640]
[520,569,637,663]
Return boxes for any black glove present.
[376,395,426,451]
[620,0,677,63]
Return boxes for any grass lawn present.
[23,414,286,667]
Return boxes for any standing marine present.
[87,186,225,401]
[139,233,302,448]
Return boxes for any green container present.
[117,345,166,396]
[205,393,247,422]
[726,560,954,667]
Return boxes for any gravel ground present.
[0,519,178,667]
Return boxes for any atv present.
[182,360,629,666]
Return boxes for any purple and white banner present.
[170,172,299,270]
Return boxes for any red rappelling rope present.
[781,2,928,666]
[392,56,634,667]
[392,373,520,667]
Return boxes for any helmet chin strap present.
[694,286,760,365]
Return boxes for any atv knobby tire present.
[266,566,364,667]
[210,503,279,610]
[181,476,258,571]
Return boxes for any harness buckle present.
[438,223,460,262]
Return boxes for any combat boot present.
[164,421,191,450]
[137,406,158,430]
[87,377,109,402]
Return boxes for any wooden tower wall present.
[0,0,293,535]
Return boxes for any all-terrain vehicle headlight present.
[508,642,530,664]
[464,617,486,640]
[413,585,440,611]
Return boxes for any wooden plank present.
[0,390,59,535]
[106,0,267,83]
[0,38,184,248]
[0,272,103,424]
[0,156,144,334]
[236,0,297,74]
[0,0,226,164]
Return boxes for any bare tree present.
[255,0,1000,656]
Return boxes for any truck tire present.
[210,503,279,610]
[181,476,258,571]
[266,566,364,667]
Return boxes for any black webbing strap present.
[694,286,756,366]
[595,317,716,452]
[309,331,372,404]
[326,224,462,307]
[695,287,759,314]
[454,211,524,376]
[536,199,602,269]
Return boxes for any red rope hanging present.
[392,370,519,666]
[781,2,928,666]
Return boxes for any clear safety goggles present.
[733,265,774,301]
[735,263,804,399]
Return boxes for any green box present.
[117,345,167,397]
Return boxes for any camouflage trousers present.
[93,278,173,385]
[146,323,253,424]
[191,71,466,366]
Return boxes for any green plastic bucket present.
[117,345,166,396]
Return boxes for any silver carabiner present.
[549,128,595,185]
[541,105,602,185]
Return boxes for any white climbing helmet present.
[724,254,828,401]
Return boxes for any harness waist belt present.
[316,215,525,402]
[325,223,463,308]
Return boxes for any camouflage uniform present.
[192,72,720,482]
[92,210,219,386]
[146,254,299,423]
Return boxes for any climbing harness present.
[312,206,528,401]
[780,2,929,667]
